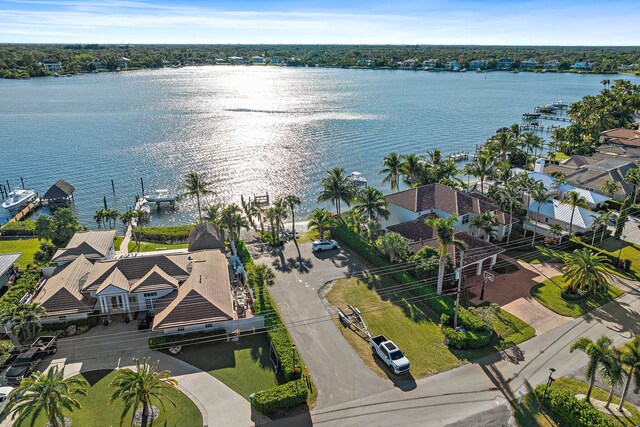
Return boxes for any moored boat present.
[143,189,176,203]
[1,189,37,212]
[347,172,368,189]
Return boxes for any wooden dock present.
[538,115,570,122]
[446,151,474,162]
[5,198,42,224]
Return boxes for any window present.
[143,292,158,298]
[544,217,549,224]
[129,296,137,303]
[205,323,213,328]
[58,316,67,322]
[461,215,469,225]
[177,327,185,332]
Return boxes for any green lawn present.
[113,236,123,251]
[531,275,624,318]
[504,248,561,265]
[16,369,202,427]
[170,335,279,400]
[128,240,189,253]
[0,238,41,268]
[600,240,640,277]
[513,377,640,427]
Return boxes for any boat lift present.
[338,305,371,340]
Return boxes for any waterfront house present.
[251,56,265,63]
[599,128,640,148]
[87,60,104,69]
[422,59,439,69]
[42,179,75,207]
[398,59,416,69]
[381,183,516,275]
[571,61,592,70]
[229,56,245,65]
[520,59,538,69]
[527,199,600,235]
[445,60,462,71]
[51,230,116,265]
[543,60,560,69]
[119,57,130,68]
[270,56,282,65]
[40,61,62,73]
[544,155,638,202]
[468,60,486,70]
[496,58,514,70]
[0,253,20,292]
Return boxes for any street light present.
[616,235,627,267]
[538,368,556,412]
[291,344,297,376]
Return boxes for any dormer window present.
[461,215,469,224]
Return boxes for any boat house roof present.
[42,179,75,201]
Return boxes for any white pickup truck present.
[370,335,410,375]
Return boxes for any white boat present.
[143,189,176,203]
[552,100,569,108]
[347,172,368,189]
[139,203,152,214]
[1,189,37,212]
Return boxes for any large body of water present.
[1,67,639,228]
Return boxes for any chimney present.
[534,158,545,174]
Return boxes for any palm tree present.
[283,194,301,239]
[181,172,213,222]
[247,201,266,236]
[519,131,544,169]
[379,152,403,192]
[465,155,493,195]
[561,190,589,235]
[93,209,104,228]
[471,212,496,241]
[570,335,616,404]
[317,167,355,217]
[265,206,279,241]
[400,154,424,186]
[203,203,222,226]
[602,347,623,409]
[6,366,88,427]
[601,180,620,198]
[487,131,516,162]
[110,358,178,427]
[1,303,46,348]
[308,208,335,239]
[562,248,613,295]
[625,168,640,204]
[376,232,409,263]
[498,182,520,244]
[530,182,552,246]
[343,209,366,238]
[219,204,248,243]
[619,336,640,412]
[548,223,563,242]
[354,187,390,222]
[424,215,465,295]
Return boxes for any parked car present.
[370,335,410,375]
[138,311,155,330]
[4,336,57,385]
[311,239,340,252]
[0,386,14,414]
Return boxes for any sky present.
[0,0,639,45]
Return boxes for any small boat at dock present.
[143,189,177,203]
[552,100,569,108]
[347,172,368,189]
[2,189,37,212]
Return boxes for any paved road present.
[253,241,390,411]
[254,240,640,426]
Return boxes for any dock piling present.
[111,179,116,194]
[103,195,108,210]
[6,180,10,191]
[140,177,145,196]
[20,177,24,189]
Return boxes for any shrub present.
[443,327,493,349]
[136,225,196,243]
[534,384,614,427]
[252,379,308,415]
[34,241,58,264]
[0,266,42,312]
[0,339,15,366]
[0,220,36,236]
[148,329,226,349]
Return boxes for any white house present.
[0,253,21,290]
[496,58,514,70]
[571,61,592,70]
[398,59,416,69]
[544,60,560,69]
[527,199,600,234]
[469,60,486,70]
[445,60,461,71]
[520,59,538,69]
[119,57,130,68]
[40,61,62,73]
[252,56,265,63]
[422,59,439,69]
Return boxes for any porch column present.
[122,294,129,312]
[99,296,106,313]
[490,254,497,269]
[476,261,483,276]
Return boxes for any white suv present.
[311,239,340,252]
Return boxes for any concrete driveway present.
[252,241,391,411]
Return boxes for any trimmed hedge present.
[148,329,226,349]
[333,223,493,349]
[0,220,36,236]
[569,238,631,271]
[534,384,614,427]
[136,225,195,243]
[252,379,308,415]
[0,266,42,312]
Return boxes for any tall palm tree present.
[247,201,266,236]
[110,358,178,427]
[271,199,289,237]
[219,203,249,243]
[602,347,623,409]
[400,154,424,186]
[343,209,366,238]
[283,195,302,240]
[570,335,616,404]
[317,167,355,217]
[625,168,640,204]
[424,215,465,295]
[1,303,46,348]
[465,154,494,195]
[530,182,552,246]
[93,209,104,228]
[519,131,544,169]
[181,172,213,222]
[354,187,390,222]
[498,182,520,244]
[203,203,222,226]
[379,152,403,192]
[562,248,613,295]
[308,208,336,240]
[487,131,516,162]
[6,366,88,427]
[601,180,620,198]
[619,336,640,412]
[470,211,496,241]
[561,190,589,235]
[376,232,409,263]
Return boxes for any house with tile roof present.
[51,230,116,265]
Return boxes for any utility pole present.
[454,251,464,329]
[480,275,487,300]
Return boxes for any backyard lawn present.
[504,247,562,265]
[0,238,41,268]
[513,377,640,427]
[600,239,640,277]
[16,369,202,427]
[531,276,624,318]
[170,335,279,400]
[128,240,188,252]
[113,236,123,251]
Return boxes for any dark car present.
[138,311,155,330]
[4,336,57,385]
